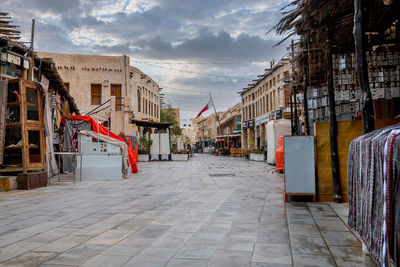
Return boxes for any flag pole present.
[209,92,222,136]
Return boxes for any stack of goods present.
[306,50,400,128]
[347,123,400,267]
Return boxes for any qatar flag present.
[196,98,212,118]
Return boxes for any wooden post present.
[291,40,299,135]
[290,92,294,135]
[303,32,311,135]
[326,31,342,203]
[354,0,374,134]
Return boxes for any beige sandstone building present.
[195,113,221,148]
[240,58,292,154]
[180,119,198,145]
[37,52,161,137]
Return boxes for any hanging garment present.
[0,80,8,165]
[62,120,91,173]
[348,123,400,267]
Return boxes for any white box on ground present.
[76,155,122,180]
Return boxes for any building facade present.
[195,113,220,148]
[37,52,161,137]
[181,118,198,145]
[216,102,242,148]
[240,58,292,150]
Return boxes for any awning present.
[131,119,172,129]
[216,134,241,139]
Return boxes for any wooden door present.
[21,81,45,169]
[111,84,122,111]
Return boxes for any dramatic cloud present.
[2,0,291,119]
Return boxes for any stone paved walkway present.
[0,154,375,266]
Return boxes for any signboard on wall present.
[276,109,282,119]
[248,119,255,128]
[261,115,268,124]
[242,121,248,129]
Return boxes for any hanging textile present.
[38,82,58,177]
[348,123,400,267]
[63,120,91,173]
[62,115,138,173]
[0,80,8,165]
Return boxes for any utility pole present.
[209,92,222,136]
[30,19,35,49]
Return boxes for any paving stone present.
[289,223,321,238]
[1,251,57,266]
[0,241,45,263]
[314,218,350,231]
[208,249,252,267]
[85,230,133,245]
[81,254,132,267]
[329,246,377,266]
[166,258,208,267]
[43,244,109,265]
[292,253,336,267]
[290,236,330,255]
[175,243,218,260]
[34,234,93,253]
[321,231,361,247]
[218,234,256,251]
[252,243,292,264]
[130,225,171,239]
[150,231,192,248]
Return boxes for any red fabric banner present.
[61,115,138,173]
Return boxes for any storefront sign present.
[247,119,255,128]
[7,54,21,65]
[255,118,261,126]
[270,111,276,120]
[234,129,241,134]
[275,109,282,119]
[23,58,30,69]
[242,121,248,129]
[261,115,268,124]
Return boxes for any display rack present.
[1,79,45,174]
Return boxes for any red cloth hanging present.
[61,115,138,173]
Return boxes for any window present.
[273,90,276,110]
[111,84,122,111]
[137,88,141,112]
[91,84,102,105]
[277,88,280,107]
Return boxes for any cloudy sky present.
[3,0,291,119]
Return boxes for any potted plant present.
[249,148,266,162]
[138,137,152,162]
[171,135,189,161]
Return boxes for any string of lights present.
[135,62,253,80]
[133,59,271,65]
